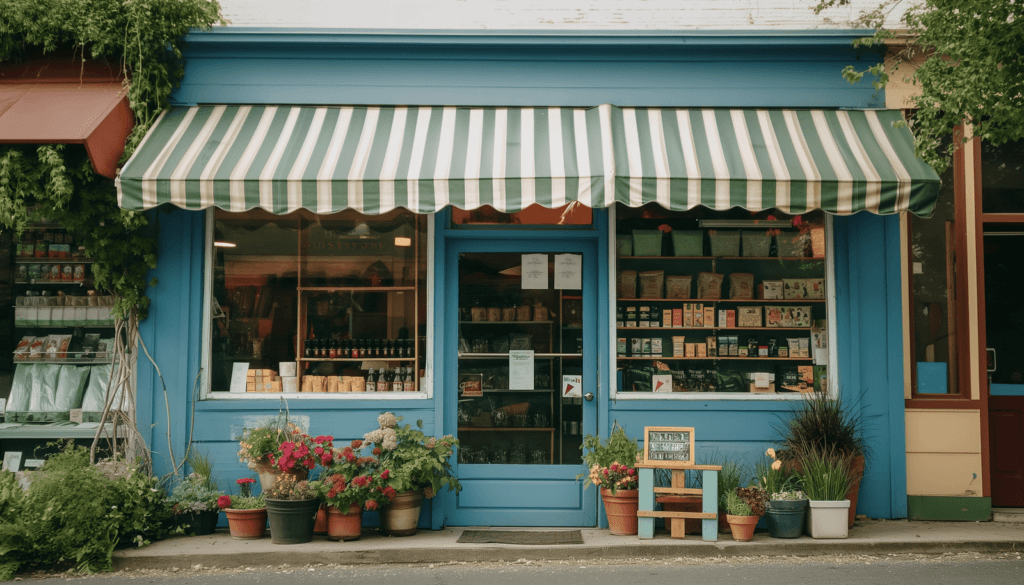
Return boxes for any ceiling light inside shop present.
[213,241,236,248]
[394,237,412,247]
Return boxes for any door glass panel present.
[456,252,584,465]
[981,139,1024,214]
[983,233,1024,385]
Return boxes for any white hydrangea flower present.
[378,412,398,429]
[382,428,399,451]
[364,429,384,444]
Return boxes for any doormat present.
[457,530,584,545]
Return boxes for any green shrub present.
[0,444,173,580]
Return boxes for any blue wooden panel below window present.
[457,479,582,510]
[991,384,1024,396]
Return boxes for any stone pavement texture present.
[113,520,1024,570]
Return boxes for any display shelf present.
[620,256,822,261]
[617,326,811,331]
[299,357,415,362]
[12,358,112,365]
[13,324,113,329]
[458,352,583,359]
[471,388,555,393]
[617,298,826,303]
[14,258,94,264]
[14,280,91,286]
[617,356,813,361]
[297,286,416,292]
[459,320,554,325]
[458,427,555,432]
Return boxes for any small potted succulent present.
[364,412,461,536]
[167,473,222,536]
[725,486,769,542]
[319,440,395,541]
[263,475,322,545]
[217,478,267,539]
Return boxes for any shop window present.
[612,204,830,397]
[205,208,428,398]
[980,138,1024,214]
[908,162,960,396]
[451,202,592,227]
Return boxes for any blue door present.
[444,238,598,526]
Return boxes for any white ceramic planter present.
[808,500,851,539]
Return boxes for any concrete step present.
[992,508,1024,523]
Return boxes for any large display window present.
[202,208,429,399]
[610,204,834,398]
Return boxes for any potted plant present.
[797,448,853,539]
[167,472,222,536]
[263,475,322,544]
[716,459,744,533]
[217,478,267,539]
[776,391,866,528]
[724,486,769,542]
[580,424,641,536]
[238,414,328,490]
[365,412,461,536]
[319,440,395,541]
[757,448,808,538]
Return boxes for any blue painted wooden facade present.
[138,29,908,527]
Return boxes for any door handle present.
[584,392,594,401]
[987,348,996,373]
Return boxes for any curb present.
[112,539,1024,571]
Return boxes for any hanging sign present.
[509,350,535,389]
[521,254,549,289]
[554,254,582,290]
[562,374,582,398]
[642,426,695,466]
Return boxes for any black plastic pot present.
[178,509,220,536]
[766,499,809,538]
[266,498,320,544]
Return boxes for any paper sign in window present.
[509,350,535,390]
[554,254,582,290]
[521,254,549,289]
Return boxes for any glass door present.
[445,239,598,526]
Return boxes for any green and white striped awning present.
[116,104,939,216]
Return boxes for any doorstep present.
[112,520,1024,571]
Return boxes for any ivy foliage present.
[0,0,225,317]
[814,0,1024,173]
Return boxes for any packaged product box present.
[739,345,748,357]
[726,310,736,328]
[763,280,784,300]
[651,338,663,356]
[799,337,810,358]
[672,336,687,357]
[693,303,704,327]
[793,306,812,328]
[779,345,789,358]
[806,278,825,299]
[718,336,729,357]
[37,307,52,327]
[639,306,651,327]
[641,338,652,357]
[764,306,785,327]
[625,306,638,328]
[282,378,299,393]
[86,307,101,326]
[662,310,673,328]
[685,343,696,357]
[797,365,814,386]
[758,345,769,357]
[728,336,739,356]
[672,308,682,327]
[14,308,30,328]
[718,309,729,328]
[684,303,694,327]
[783,278,810,299]
[617,337,627,356]
[631,338,643,356]
[696,343,707,357]
[703,306,715,328]
[706,336,717,354]
[737,306,762,328]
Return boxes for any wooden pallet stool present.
[637,463,720,541]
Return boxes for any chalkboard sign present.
[642,426,695,466]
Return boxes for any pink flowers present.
[364,500,379,511]
[217,495,232,509]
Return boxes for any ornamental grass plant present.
[776,392,866,462]
[796,448,853,501]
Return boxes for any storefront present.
[115,30,939,528]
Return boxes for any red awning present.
[0,59,134,179]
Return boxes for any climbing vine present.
[0,0,225,317]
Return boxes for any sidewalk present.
[113,520,1024,571]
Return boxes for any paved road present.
[52,553,1023,584]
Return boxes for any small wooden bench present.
[637,463,721,541]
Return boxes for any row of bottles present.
[365,367,416,392]
[304,337,414,359]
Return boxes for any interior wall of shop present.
[136,30,907,527]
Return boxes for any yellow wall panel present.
[905,409,982,454]
[906,453,983,496]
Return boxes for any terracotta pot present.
[326,504,364,541]
[846,455,865,528]
[600,488,639,536]
[255,458,309,492]
[224,508,267,539]
[314,505,328,534]
[726,514,760,542]
[379,490,424,536]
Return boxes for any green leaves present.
[816,0,1024,174]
